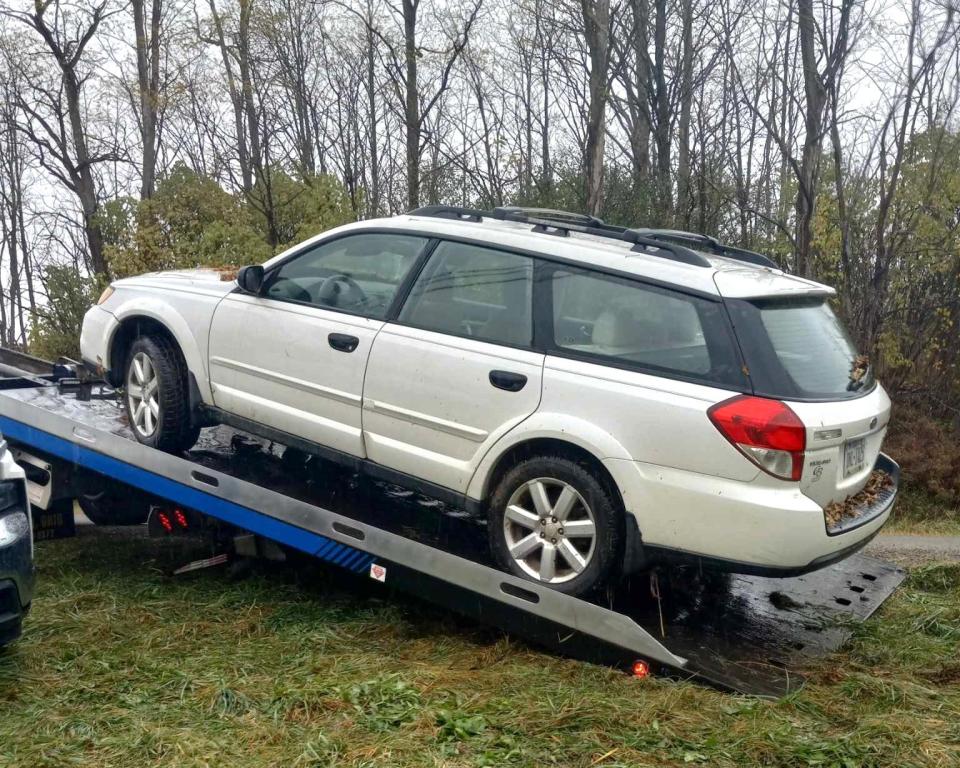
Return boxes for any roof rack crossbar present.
[633,229,779,270]
[410,205,485,223]
[493,206,605,228]
[409,205,712,268]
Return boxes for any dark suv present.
[0,433,33,646]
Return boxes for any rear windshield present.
[728,297,873,400]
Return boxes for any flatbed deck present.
[0,378,906,696]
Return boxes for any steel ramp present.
[611,554,905,695]
[0,383,906,696]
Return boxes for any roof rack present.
[410,205,711,268]
[632,229,779,270]
[409,206,780,271]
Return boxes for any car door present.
[207,232,430,458]
[362,240,545,493]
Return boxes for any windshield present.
[728,297,872,400]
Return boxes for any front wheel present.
[123,335,198,453]
[488,455,623,597]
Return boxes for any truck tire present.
[488,455,623,597]
[77,488,151,526]
[123,335,198,453]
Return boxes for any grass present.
[886,484,960,536]
[1,530,959,768]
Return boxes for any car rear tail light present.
[707,395,806,481]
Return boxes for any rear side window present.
[728,297,871,400]
[550,269,746,388]
[398,241,534,347]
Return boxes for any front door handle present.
[328,333,360,353]
[489,370,527,392]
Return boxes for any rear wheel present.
[488,455,623,596]
[123,335,198,453]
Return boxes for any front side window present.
[551,268,745,387]
[398,241,534,346]
[263,233,428,319]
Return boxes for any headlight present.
[0,510,29,547]
[97,285,115,305]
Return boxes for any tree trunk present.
[629,0,651,193]
[238,0,261,183]
[365,16,380,215]
[581,0,611,217]
[795,0,826,277]
[676,0,694,228]
[132,0,162,199]
[403,0,420,210]
[207,0,252,192]
[62,71,107,275]
[652,0,671,219]
[17,1,111,275]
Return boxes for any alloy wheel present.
[503,477,597,584]
[127,351,160,437]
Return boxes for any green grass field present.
[1,529,959,768]
[886,485,960,536]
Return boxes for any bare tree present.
[581,0,613,216]
[3,0,123,276]
[0,59,36,345]
[131,0,164,197]
[860,0,958,347]
[355,0,481,209]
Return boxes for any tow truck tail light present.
[707,395,806,481]
[157,510,173,533]
[631,660,650,678]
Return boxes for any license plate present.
[844,438,866,477]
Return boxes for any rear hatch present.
[717,270,891,507]
[790,387,890,507]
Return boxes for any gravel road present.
[866,534,960,568]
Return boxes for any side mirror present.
[237,265,265,294]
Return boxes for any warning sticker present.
[369,563,387,582]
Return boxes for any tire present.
[77,488,150,526]
[123,334,198,453]
[488,455,624,597]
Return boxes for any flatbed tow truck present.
[0,347,905,697]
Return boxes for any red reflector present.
[707,395,806,481]
[174,509,189,528]
[158,511,173,533]
[632,660,650,679]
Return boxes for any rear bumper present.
[825,453,899,536]
[607,452,899,577]
[644,527,883,577]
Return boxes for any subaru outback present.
[80,206,898,597]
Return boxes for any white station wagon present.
[81,206,897,596]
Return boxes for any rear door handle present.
[489,370,527,392]
[328,333,359,353]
